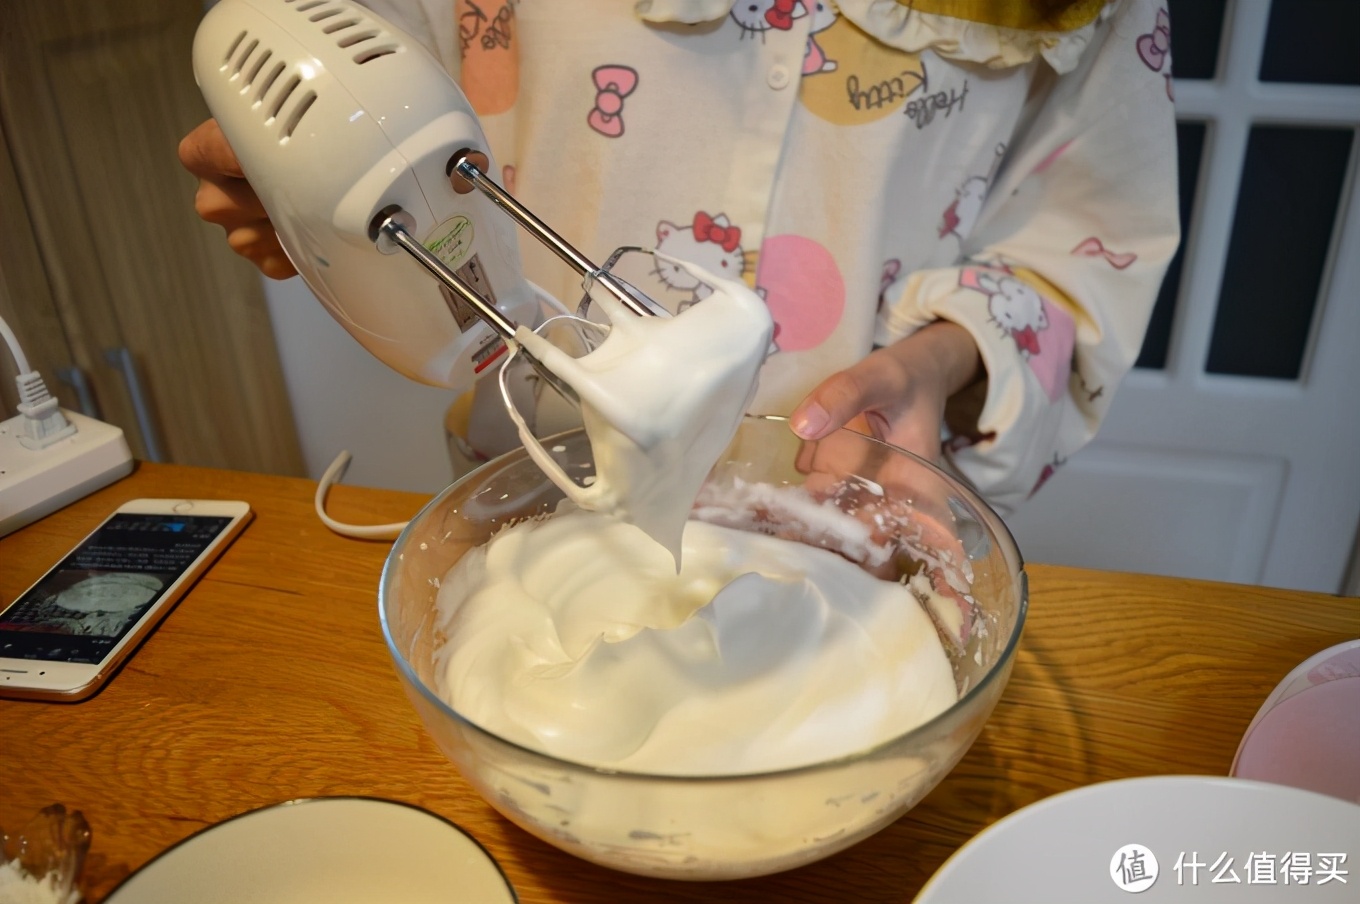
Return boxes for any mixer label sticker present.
[437,285,480,332]
[472,338,508,373]
[435,252,500,335]
[425,215,475,269]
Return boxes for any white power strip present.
[0,409,134,538]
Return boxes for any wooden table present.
[2,463,1357,902]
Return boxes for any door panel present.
[0,0,303,474]
[1007,444,1287,585]
[1007,0,1360,594]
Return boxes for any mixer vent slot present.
[223,31,246,64]
[354,45,398,64]
[212,8,340,144]
[255,61,287,103]
[231,38,260,77]
[242,49,273,94]
[266,73,300,117]
[219,31,284,103]
[271,0,403,61]
[336,29,378,48]
[280,90,318,141]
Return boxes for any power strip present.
[0,409,134,538]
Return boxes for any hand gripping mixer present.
[191,0,661,406]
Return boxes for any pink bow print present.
[766,0,800,30]
[587,65,638,138]
[693,212,742,252]
[1012,325,1041,357]
[1072,236,1137,270]
[938,198,961,238]
[1137,8,1171,72]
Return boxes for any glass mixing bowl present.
[380,415,1026,880]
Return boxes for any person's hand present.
[177,118,297,279]
[783,321,985,649]
[789,320,982,463]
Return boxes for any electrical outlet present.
[0,410,134,537]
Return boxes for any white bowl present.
[104,797,515,903]
[916,776,1360,903]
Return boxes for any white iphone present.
[0,498,253,702]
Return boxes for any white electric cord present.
[0,313,76,448]
[313,449,410,540]
[309,283,567,542]
[1,314,32,374]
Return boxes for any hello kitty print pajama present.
[366,0,1179,514]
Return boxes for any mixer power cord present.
[313,449,410,540]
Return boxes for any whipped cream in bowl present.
[380,415,1026,880]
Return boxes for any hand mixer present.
[191,0,660,401]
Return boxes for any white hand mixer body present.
[191,0,655,399]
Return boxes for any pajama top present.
[361,0,1180,513]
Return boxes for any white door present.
[1006,0,1360,594]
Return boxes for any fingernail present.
[791,403,829,438]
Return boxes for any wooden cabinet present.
[0,0,303,475]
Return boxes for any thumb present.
[790,355,904,441]
[178,118,245,180]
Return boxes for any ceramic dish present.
[915,775,1359,903]
[103,797,515,903]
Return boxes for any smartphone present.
[0,498,253,702]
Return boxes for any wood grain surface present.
[2,463,1356,902]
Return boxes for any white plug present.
[0,315,134,536]
[15,371,77,449]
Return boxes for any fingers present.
[878,406,943,464]
[790,352,909,441]
[256,252,299,280]
[177,119,245,179]
[796,403,941,475]
[179,118,296,279]
[202,183,296,278]
[224,218,297,279]
[226,223,297,279]
[194,176,269,226]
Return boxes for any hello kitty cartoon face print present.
[940,143,1006,242]
[803,1,839,75]
[960,264,1075,403]
[730,0,806,40]
[655,213,747,308]
[879,259,902,305]
[940,176,987,241]
[978,272,1048,357]
[1029,451,1067,498]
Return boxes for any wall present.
[262,277,455,494]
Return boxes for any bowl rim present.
[378,415,1028,782]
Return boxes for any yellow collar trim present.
[888,0,1105,33]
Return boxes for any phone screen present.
[0,513,235,664]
